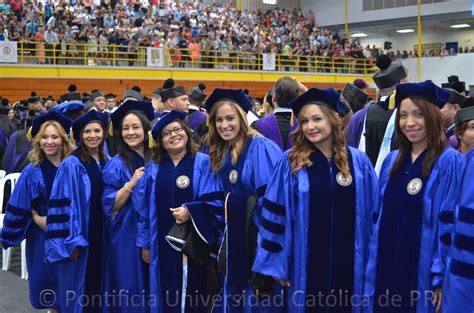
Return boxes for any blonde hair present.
[204,100,260,172]
[28,121,74,166]
[288,104,350,177]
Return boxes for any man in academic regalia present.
[441,88,464,141]
[89,90,107,113]
[104,93,118,113]
[342,82,369,114]
[160,79,190,114]
[252,76,303,151]
[347,55,409,173]
[187,83,208,137]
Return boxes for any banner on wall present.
[262,53,276,71]
[0,41,18,63]
[147,47,164,67]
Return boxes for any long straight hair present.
[78,122,107,163]
[390,97,447,178]
[116,111,152,172]
[288,103,350,177]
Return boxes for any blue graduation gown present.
[133,152,210,313]
[442,148,474,312]
[363,148,464,313]
[252,147,378,313]
[102,152,148,313]
[45,151,109,313]
[1,160,60,310]
[189,136,283,313]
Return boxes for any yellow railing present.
[16,41,378,74]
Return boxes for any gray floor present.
[0,247,43,312]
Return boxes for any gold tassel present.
[148,130,156,149]
[290,112,295,127]
[26,127,33,141]
[388,90,397,110]
[206,115,209,127]
[69,127,75,144]
[108,121,114,136]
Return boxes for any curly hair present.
[288,103,350,177]
[152,119,198,164]
[28,121,74,166]
[203,100,260,173]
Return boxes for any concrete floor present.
[0,247,41,312]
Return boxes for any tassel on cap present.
[108,121,114,136]
[26,127,33,141]
[290,112,295,127]
[388,90,396,110]
[148,130,156,149]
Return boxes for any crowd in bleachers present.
[0,0,376,70]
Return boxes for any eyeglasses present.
[161,126,184,138]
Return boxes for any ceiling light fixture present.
[396,29,415,33]
[450,24,470,28]
[351,33,367,37]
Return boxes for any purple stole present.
[347,107,368,148]
[187,110,207,132]
[256,113,296,151]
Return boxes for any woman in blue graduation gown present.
[1,111,73,311]
[45,110,110,313]
[364,82,465,313]
[252,88,378,313]
[102,101,154,313]
[192,89,283,313]
[133,110,211,313]
[442,147,474,312]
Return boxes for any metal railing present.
[15,41,378,74]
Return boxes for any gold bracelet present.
[124,182,133,193]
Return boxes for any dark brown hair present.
[78,121,107,163]
[152,119,198,163]
[390,97,447,178]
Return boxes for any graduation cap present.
[122,87,144,102]
[50,101,85,115]
[204,88,253,113]
[148,110,187,148]
[372,55,408,90]
[342,83,368,113]
[90,90,105,102]
[353,78,368,89]
[0,98,12,115]
[395,81,450,109]
[104,93,117,100]
[29,111,72,139]
[161,86,186,102]
[289,88,348,118]
[444,88,466,106]
[455,106,474,127]
[60,84,82,102]
[188,83,207,104]
[28,92,41,103]
[110,100,154,131]
[71,110,109,143]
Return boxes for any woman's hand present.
[128,167,145,189]
[273,277,291,287]
[142,248,150,264]
[433,288,442,313]
[69,248,80,261]
[170,206,190,224]
[31,209,46,231]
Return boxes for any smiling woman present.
[364,82,465,313]
[102,100,154,313]
[44,110,110,313]
[132,110,212,313]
